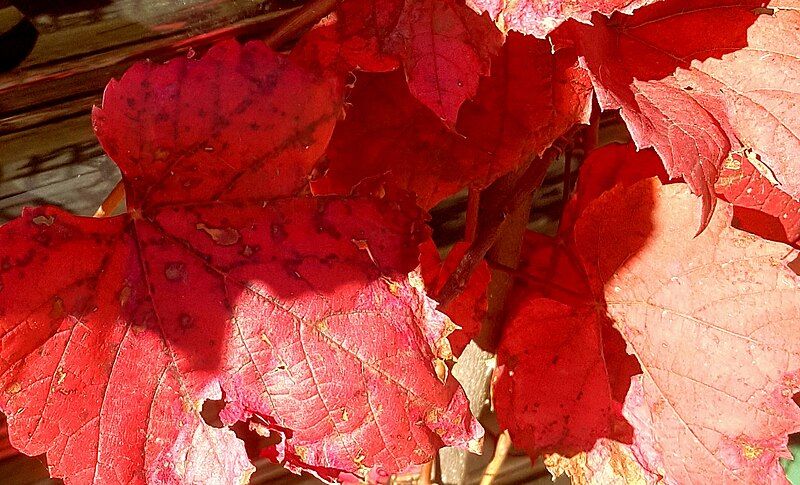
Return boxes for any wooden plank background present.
[0,1,620,483]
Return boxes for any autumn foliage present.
[0,1,799,484]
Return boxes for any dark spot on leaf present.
[200,398,225,428]
[165,262,187,281]
[179,313,194,329]
[271,223,287,243]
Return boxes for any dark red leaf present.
[298,0,503,126]
[0,41,482,484]
[312,33,592,209]
[494,299,638,457]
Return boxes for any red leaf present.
[390,0,504,127]
[0,41,482,484]
[562,143,668,231]
[419,241,490,356]
[467,0,662,37]
[312,33,591,209]
[494,299,639,457]
[298,0,503,126]
[558,1,800,226]
[717,151,800,248]
[576,178,800,483]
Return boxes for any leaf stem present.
[436,142,566,307]
[94,180,125,218]
[465,187,480,243]
[264,0,339,49]
[479,431,512,485]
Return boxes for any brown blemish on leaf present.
[196,223,240,246]
[119,286,132,307]
[6,382,21,394]
[723,155,742,171]
[164,262,187,281]
[381,277,402,296]
[33,215,55,227]
[741,442,764,460]
[341,409,349,422]
[50,297,66,320]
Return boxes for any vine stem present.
[264,0,339,49]
[480,431,512,485]
[93,180,125,217]
[94,0,339,218]
[465,188,480,243]
[435,142,566,307]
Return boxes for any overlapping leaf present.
[577,179,800,483]
[312,33,592,209]
[717,151,800,247]
[298,0,503,126]
[467,0,661,37]
[556,0,800,226]
[495,142,800,482]
[0,41,482,484]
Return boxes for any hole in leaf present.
[200,398,225,429]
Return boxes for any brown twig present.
[418,460,434,485]
[480,431,512,485]
[264,0,339,49]
[583,99,601,156]
[94,180,125,217]
[436,143,565,307]
[94,0,340,217]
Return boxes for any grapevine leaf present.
[558,0,800,226]
[494,299,639,457]
[717,151,800,248]
[576,179,800,483]
[298,0,503,126]
[466,0,662,37]
[0,41,482,485]
[545,437,661,485]
[312,33,591,209]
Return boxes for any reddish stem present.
[264,0,339,49]
[436,144,564,307]
[464,188,480,243]
[94,180,125,218]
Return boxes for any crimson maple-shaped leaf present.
[576,179,800,483]
[0,41,482,484]
[296,0,503,127]
[467,0,661,37]
[312,33,591,209]
[556,0,800,226]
